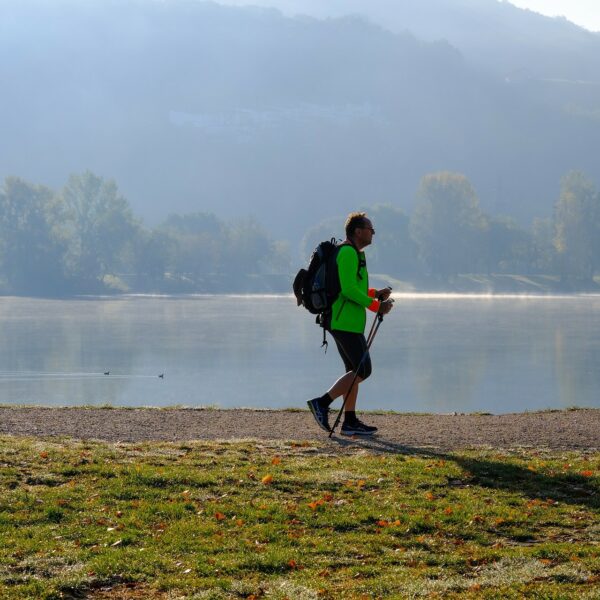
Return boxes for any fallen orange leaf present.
[261,474,274,485]
[39,451,49,459]
[581,470,594,477]
[215,512,226,521]
[271,456,282,465]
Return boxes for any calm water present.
[0,295,599,414]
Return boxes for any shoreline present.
[3,271,600,299]
[0,403,597,415]
[3,290,600,300]
[1,406,598,451]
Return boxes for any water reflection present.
[553,308,600,407]
[0,295,598,413]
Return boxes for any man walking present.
[307,212,393,435]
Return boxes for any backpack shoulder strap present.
[337,240,364,280]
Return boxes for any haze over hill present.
[220,0,600,79]
[1,0,599,243]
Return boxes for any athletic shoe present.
[307,397,330,432]
[340,419,378,436]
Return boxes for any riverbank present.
[0,407,598,450]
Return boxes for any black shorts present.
[329,329,372,380]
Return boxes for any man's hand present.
[379,298,394,315]
[376,286,392,301]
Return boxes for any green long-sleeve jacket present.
[330,244,380,333]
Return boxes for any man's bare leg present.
[327,371,363,412]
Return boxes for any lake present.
[0,295,599,414]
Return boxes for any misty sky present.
[219,0,600,32]
[3,0,598,239]
[508,1,599,31]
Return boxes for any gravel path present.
[0,407,598,451]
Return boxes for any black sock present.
[344,410,357,423]
[319,393,333,407]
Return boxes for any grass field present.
[0,435,598,599]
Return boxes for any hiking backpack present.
[293,239,360,349]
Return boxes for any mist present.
[1,0,600,295]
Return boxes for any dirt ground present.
[0,407,598,452]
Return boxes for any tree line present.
[0,172,291,295]
[1,169,599,296]
[304,170,600,288]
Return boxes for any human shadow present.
[331,435,600,511]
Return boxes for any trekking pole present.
[365,307,380,347]
[328,310,385,438]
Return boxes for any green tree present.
[300,217,342,262]
[0,177,68,295]
[483,216,532,274]
[129,229,173,288]
[531,217,556,274]
[223,217,273,276]
[410,172,486,279]
[158,213,287,290]
[553,171,600,282]
[160,212,223,237]
[367,204,419,277]
[59,172,139,288]
[159,212,225,281]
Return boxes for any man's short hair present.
[345,212,369,239]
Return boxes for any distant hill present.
[220,0,600,80]
[1,0,599,243]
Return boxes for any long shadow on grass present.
[331,436,599,511]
